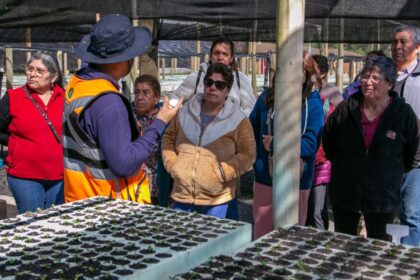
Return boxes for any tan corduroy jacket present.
[162,93,256,206]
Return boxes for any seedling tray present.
[0,196,251,279]
[175,225,420,280]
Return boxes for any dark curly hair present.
[204,63,234,91]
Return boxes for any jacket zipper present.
[194,116,213,202]
[192,115,207,202]
[198,125,207,147]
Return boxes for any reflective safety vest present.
[63,75,150,204]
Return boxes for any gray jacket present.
[170,62,256,116]
[394,60,420,167]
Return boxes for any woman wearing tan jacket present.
[162,63,256,218]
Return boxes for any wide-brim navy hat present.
[75,14,152,64]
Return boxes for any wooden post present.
[271,53,276,70]
[157,57,160,79]
[273,0,304,227]
[161,57,166,80]
[63,52,68,76]
[377,19,381,51]
[264,52,272,88]
[125,1,139,98]
[336,18,344,91]
[251,41,257,95]
[25,28,31,62]
[170,57,175,77]
[240,57,247,73]
[321,18,329,57]
[204,54,209,64]
[196,37,201,70]
[190,56,195,73]
[349,61,356,83]
[139,19,159,79]
[174,58,178,71]
[57,50,63,72]
[5,47,13,90]
[359,61,363,74]
[123,18,140,99]
[194,56,198,71]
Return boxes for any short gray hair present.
[360,55,397,86]
[26,52,63,87]
[393,25,420,46]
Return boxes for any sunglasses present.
[203,78,227,90]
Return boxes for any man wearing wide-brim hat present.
[62,14,182,204]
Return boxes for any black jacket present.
[323,91,419,213]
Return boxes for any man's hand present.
[156,96,184,124]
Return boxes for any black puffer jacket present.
[323,91,419,213]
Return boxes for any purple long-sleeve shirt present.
[78,67,166,178]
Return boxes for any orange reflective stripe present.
[64,168,112,202]
[64,168,150,204]
[66,76,119,102]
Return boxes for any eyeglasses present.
[25,66,49,77]
[203,78,227,90]
[360,74,385,83]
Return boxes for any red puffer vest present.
[6,84,64,180]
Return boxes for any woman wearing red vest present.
[0,52,64,214]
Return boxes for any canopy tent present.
[0,0,419,43]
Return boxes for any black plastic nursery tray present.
[175,225,420,280]
[0,196,252,279]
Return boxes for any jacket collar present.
[411,59,420,77]
[348,90,403,122]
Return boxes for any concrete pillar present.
[273,0,304,227]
